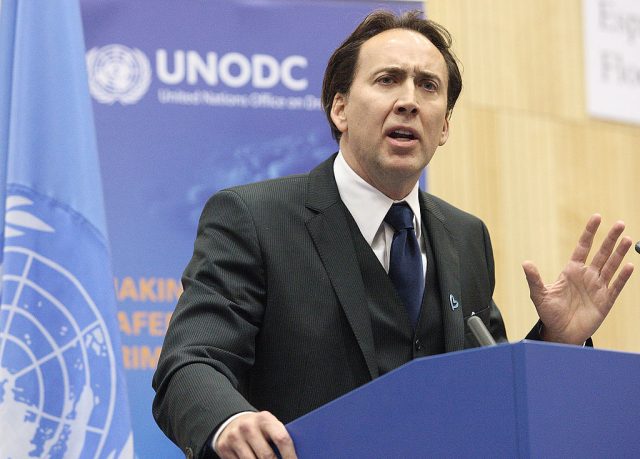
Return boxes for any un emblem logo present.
[0,196,131,457]
[86,44,151,105]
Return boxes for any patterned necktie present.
[384,203,424,328]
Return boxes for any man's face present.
[331,28,450,198]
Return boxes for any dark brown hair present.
[321,10,463,142]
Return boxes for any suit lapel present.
[304,155,378,379]
[421,194,465,353]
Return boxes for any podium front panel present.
[288,345,519,457]
[518,342,640,458]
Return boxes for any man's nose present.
[394,83,419,115]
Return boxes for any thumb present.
[522,261,546,307]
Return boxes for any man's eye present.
[421,80,438,91]
[377,76,395,85]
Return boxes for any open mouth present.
[388,129,417,141]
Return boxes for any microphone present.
[467,315,497,347]
[636,241,640,254]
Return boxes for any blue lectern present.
[286,341,640,458]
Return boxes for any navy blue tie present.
[384,203,424,328]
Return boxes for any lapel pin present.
[449,294,459,311]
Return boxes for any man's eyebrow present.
[413,69,443,84]
[372,66,444,83]
[372,66,407,76]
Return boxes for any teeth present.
[390,129,415,139]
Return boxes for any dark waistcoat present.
[346,214,445,375]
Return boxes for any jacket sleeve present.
[152,189,265,458]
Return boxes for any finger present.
[217,428,255,459]
[244,412,288,459]
[600,236,633,285]
[220,451,240,459]
[218,433,252,459]
[217,413,262,459]
[261,418,297,459]
[246,428,279,459]
[608,263,634,305]
[570,214,601,264]
[522,261,546,307]
[589,220,626,272]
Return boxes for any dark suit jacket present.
[152,155,513,458]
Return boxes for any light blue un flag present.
[0,1,133,457]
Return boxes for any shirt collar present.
[333,151,422,244]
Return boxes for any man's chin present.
[380,155,428,178]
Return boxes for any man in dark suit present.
[152,11,634,459]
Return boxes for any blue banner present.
[80,1,421,456]
[0,1,132,457]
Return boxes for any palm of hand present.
[522,215,634,345]
[534,261,612,344]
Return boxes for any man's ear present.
[438,115,450,146]
[330,93,348,134]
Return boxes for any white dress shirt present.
[333,151,427,277]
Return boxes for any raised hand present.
[522,214,634,345]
